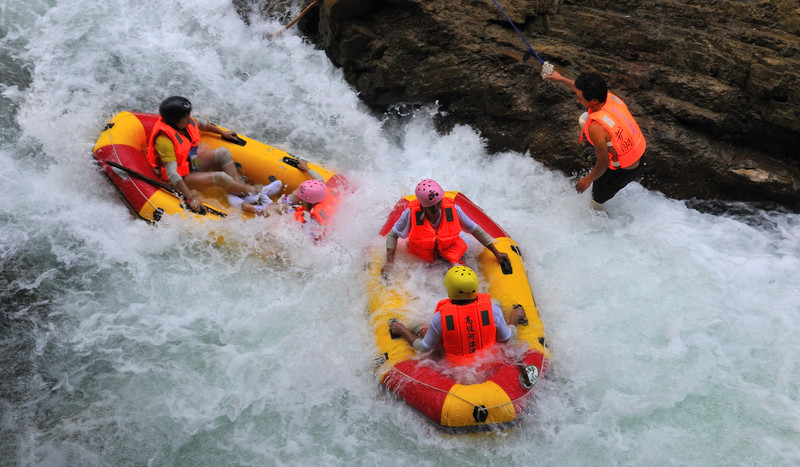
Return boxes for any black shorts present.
[592,160,643,204]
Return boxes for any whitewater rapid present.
[2,0,799,465]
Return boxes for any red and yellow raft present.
[92,111,346,222]
[367,191,550,431]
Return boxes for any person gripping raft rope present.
[545,71,646,209]
[147,96,263,213]
[381,180,509,276]
[389,265,528,366]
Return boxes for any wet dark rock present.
[237,0,800,210]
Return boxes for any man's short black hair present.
[575,73,608,103]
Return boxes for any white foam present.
[2,0,800,464]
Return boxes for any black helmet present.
[159,96,192,124]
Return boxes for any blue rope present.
[491,0,545,65]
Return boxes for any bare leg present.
[193,147,258,196]
[184,172,255,196]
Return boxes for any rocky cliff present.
[237,0,800,210]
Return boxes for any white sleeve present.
[419,312,443,351]
[390,208,413,238]
[494,304,513,342]
[455,205,478,232]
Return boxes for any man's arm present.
[470,225,509,265]
[155,136,203,211]
[576,122,610,193]
[382,232,398,275]
[390,316,436,352]
[381,209,411,275]
[544,70,578,94]
[459,207,509,265]
[498,304,528,343]
[199,119,237,140]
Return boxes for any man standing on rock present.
[545,71,647,209]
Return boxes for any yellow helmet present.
[444,266,478,300]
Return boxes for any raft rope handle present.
[387,365,533,413]
[490,0,554,77]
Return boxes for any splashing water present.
[2,0,799,465]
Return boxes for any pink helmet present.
[415,179,444,207]
[297,180,327,204]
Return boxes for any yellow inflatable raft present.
[92,111,345,222]
[368,191,550,431]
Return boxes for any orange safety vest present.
[147,117,201,181]
[580,93,646,170]
[293,187,337,226]
[407,197,468,263]
[437,293,497,365]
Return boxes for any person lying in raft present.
[389,266,528,365]
[290,179,336,232]
[226,158,329,221]
[147,96,261,213]
[381,179,509,276]
[275,159,327,208]
[271,160,337,238]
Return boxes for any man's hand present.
[509,305,528,326]
[297,159,310,172]
[495,251,509,264]
[389,320,407,336]
[544,70,565,83]
[576,176,592,193]
[187,197,204,213]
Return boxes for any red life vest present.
[580,93,646,170]
[147,117,201,181]
[407,197,468,263]
[294,186,337,226]
[437,293,497,365]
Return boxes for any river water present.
[2,0,799,465]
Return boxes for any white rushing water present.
[2,0,799,465]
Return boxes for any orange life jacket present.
[437,293,497,365]
[147,117,201,181]
[580,93,646,170]
[407,197,468,263]
[293,186,337,226]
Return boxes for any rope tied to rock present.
[491,0,553,77]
